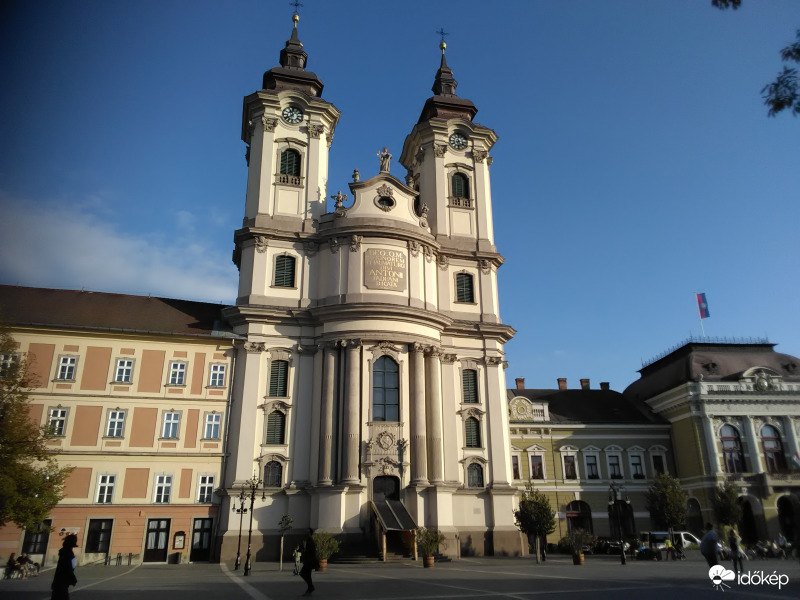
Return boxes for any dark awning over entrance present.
[372,499,416,531]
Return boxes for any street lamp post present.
[242,475,265,576]
[609,481,629,565]
[231,487,248,570]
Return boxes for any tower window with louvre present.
[273,254,296,287]
[462,369,478,403]
[279,149,301,176]
[465,417,481,448]
[451,173,469,199]
[268,360,289,397]
[266,410,286,444]
[455,272,475,303]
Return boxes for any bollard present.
[128,552,132,566]
[116,553,122,566]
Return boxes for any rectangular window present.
[22,520,51,554]
[630,455,645,479]
[106,410,125,438]
[204,413,221,440]
[511,455,520,480]
[85,519,113,553]
[209,364,226,387]
[268,360,288,397]
[162,412,180,439]
[274,255,296,287]
[608,455,623,479]
[57,356,77,380]
[96,474,115,504]
[0,353,18,379]
[197,475,214,503]
[115,359,133,383]
[462,369,478,403]
[652,455,665,476]
[564,455,577,480]
[168,362,186,385]
[585,455,599,479]
[48,408,67,436]
[455,272,474,303]
[531,455,544,479]
[154,475,172,504]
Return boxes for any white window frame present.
[204,413,221,440]
[114,358,134,383]
[162,412,180,439]
[208,364,226,387]
[48,407,68,436]
[582,446,601,480]
[56,355,78,381]
[95,474,116,504]
[106,409,126,438]
[560,446,579,481]
[605,446,624,480]
[526,444,547,481]
[627,446,646,480]
[168,361,187,386]
[197,475,215,503]
[153,474,172,504]
[510,446,522,481]
[649,445,669,476]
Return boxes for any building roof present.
[0,285,234,339]
[623,340,800,402]
[507,388,666,425]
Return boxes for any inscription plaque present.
[364,248,406,291]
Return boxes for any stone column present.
[410,343,428,484]
[425,346,444,483]
[341,339,361,484]
[702,416,720,475]
[743,417,762,473]
[317,341,337,486]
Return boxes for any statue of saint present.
[378,147,391,173]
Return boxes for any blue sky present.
[1,0,798,391]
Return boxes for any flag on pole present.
[696,293,710,319]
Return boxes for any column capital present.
[427,346,442,359]
[441,353,457,364]
[483,356,504,366]
[411,342,427,355]
[344,338,362,349]
[243,341,266,354]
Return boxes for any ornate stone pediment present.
[508,396,548,422]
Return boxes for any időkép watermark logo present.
[708,565,789,591]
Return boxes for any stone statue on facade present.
[378,147,392,173]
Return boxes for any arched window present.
[264,461,282,488]
[462,369,478,403]
[274,255,296,287]
[279,149,301,176]
[465,417,481,448]
[467,463,484,488]
[451,173,469,199]
[455,272,474,303]
[372,356,399,422]
[761,424,787,473]
[268,360,289,397]
[720,424,745,473]
[266,410,285,444]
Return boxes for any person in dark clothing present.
[728,527,743,574]
[300,530,317,596]
[700,523,719,568]
[51,534,78,600]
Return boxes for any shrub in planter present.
[566,529,595,565]
[312,533,340,571]
[417,527,446,567]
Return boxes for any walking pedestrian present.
[700,523,719,568]
[300,530,317,596]
[728,527,742,574]
[51,534,78,600]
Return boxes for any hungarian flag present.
[696,293,710,319]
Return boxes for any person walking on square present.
[51,534,78,600]
[728,527,743,574]
[293,545,302,575]
[300,530,317,596]
[700,523,719,568]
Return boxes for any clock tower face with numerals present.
[282,106,303,124]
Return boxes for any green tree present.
[0,325,72,529]
[712,481,743,527]
[644,473,688,531]
[513,483,556,565]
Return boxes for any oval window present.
[376,196,395,211]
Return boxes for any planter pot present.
[423,556,435,568]
[318,558,328,572]
[572,553,584,565]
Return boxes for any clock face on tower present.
[282,106,303,124]
[449,133,468,150]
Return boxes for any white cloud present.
[0,192,238,304]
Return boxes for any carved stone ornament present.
[377,457,401,475]
[307,122,324,139]
[405,172,415,187]
[419,202,429,228]
[331,190,348,218]
[423,244,435,262]
[479,260,491,273]
[329,237,340,253]
[254,236,269,253]
[487,157,494,165]
[376,430,395,450]
[509,397,541,422]
[244,342,266,353]
[441,353,457,364]
[376,184,394,197]
[472,149,488,163]
[296,344,317,355]
[433,144,447,158]
[408,240,420,256]
[416,147,425,164]
[372,341,402,360]
[303,241,319,256]
[484,356,504,366]
[754,370,773,392]
[262,115,278,133]
[437,254,449,270]
[350,235,362,252]
[326,133,334,146]
[411,342,427,355]
[427,346,442,359]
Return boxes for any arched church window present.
[761,424,787,473]
[462,369,478,403]
[455,272,474,303]
[266,410,285,444]
[465,417,481,448]
[273,254,296,287]
[720,424,745,474]
[279,149,301,177]
[268,360,289,397]
[264,461,282,488]
[451,173,469,199]
[467,463,484,488]
[372,356,399,422]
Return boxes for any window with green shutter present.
[462,369,478,403]
[456,272,474,303]
[465,417,480,448]
[266,410,285,444]
[451,173,469,198]
[274,255,295,287]
[467,463,484,487]
[268,360,288,397]
[279,149,300,176]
